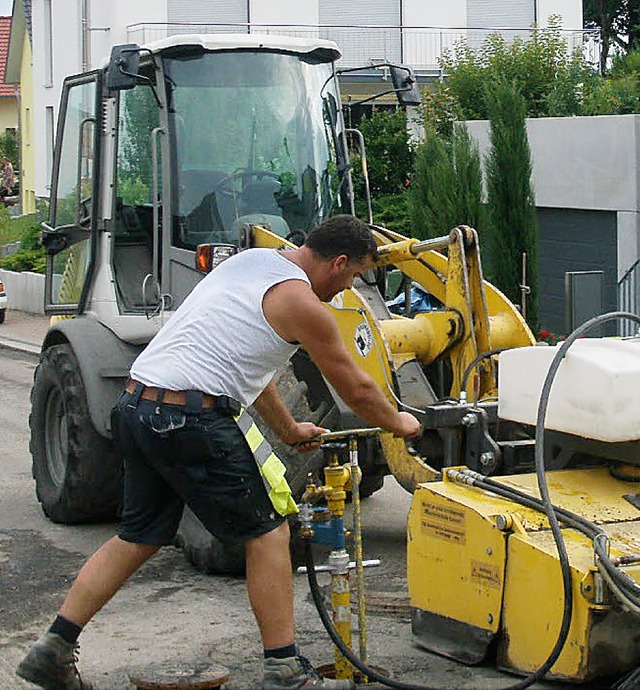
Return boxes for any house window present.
[44,0,53,86]
[167,0,248,31]
[319,0,401,67]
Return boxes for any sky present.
[0,1,11,17]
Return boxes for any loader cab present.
[161,45,349,304]
[43,35,348,319]
[110,38,350,312]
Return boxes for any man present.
[17,214,420,690]
[1,156,14,197]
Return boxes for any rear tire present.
[0,308,5,324]
[29,344,122,523]
[175,508,245,576]
[176,360,337,576]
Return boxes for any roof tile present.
[0,16,16,97]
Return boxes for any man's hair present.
[304,214,378,262]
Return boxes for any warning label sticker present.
[471,559,502,590]
[354,321,373,357]
[421,502,466,545]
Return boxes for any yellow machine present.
[262,222,640,685]
[409,467,640,682]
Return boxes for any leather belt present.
[125,380,219,409]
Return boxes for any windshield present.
[163,50,347,250]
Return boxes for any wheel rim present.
[44,387,68,487]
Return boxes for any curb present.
[0,336,41,355]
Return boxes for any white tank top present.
[130,248,310,407]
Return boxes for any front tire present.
[29,344,122,523]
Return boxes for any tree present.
[584,0,640,72]
[408,124,484,241]
[485,80,538,329]
[0,129,18,169]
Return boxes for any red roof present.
[0,17,15,97]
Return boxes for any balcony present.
[127,22,601,76]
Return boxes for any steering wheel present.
[212,169,281,200]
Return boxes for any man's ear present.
[332,254,350,270]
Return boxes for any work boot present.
[16,632,93,690]
[262,655,355,689]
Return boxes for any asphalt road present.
[0,345,607,690]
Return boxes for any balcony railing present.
[126,22,601,74]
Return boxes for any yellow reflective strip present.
[245,424,263,452]
[261,454,286,484]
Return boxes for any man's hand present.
[282,422,329,452]
[395,411,421,438]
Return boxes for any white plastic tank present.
[498,338,640,443]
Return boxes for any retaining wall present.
[0,269,45,314]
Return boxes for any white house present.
[30,0,584,199]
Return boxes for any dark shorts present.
[113,389,285,547]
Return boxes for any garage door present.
[537,207,617,336]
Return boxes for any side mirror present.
[390,65,421,106]
[107,44,141,91]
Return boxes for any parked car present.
[0,280,6,323]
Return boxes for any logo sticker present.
[329,292,344,309]
[354,321,373,357]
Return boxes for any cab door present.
[43,71,101,315]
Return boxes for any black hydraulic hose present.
[475,472,640,609]
[530,312,640,680]
[305,539,560,690]
[305,539,440,690]
[478,473,640,604]
[460,347,506,401]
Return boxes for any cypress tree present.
[408,124,483,241]
[485,79,538,329]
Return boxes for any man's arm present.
[263,281,420,437]
[252,377,328,449]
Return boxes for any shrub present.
[583,47,640,115]
[417,86,464,138]
[0,248,46,273]
[370,192,411,234]
[438,16,594,120]
[0,215,47,273]
[351,108,414,197]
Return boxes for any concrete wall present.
[466,115,640,279]
[0,268,45,314]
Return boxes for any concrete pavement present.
[0,309,50,355]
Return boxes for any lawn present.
[0,212,38,245]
